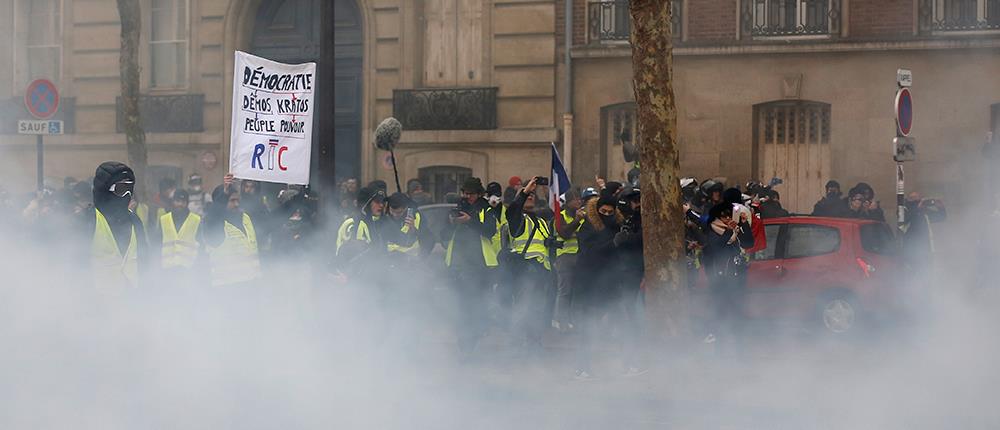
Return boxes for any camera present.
[534,176,549,186]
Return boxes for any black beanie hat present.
[723,187,743,205]
[357,186,385,210]
[825,180,841,189]
[387,192,410,209]
[461,177,485,194]
[486,182,502,198]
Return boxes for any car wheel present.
[818,292,858,335]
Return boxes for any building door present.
[334,0,363,181]
[753,100,832,214]
[419,166,472,203]
[251,0,355,192]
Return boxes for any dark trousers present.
[615,274,644,368]
[451,269,491,354]
[511,261,552,347]
[707,270,748,351]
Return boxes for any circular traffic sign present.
[895,87,913,137]
[24,79,60,120]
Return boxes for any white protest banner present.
[230,51,316,185]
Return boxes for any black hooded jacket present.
[81,162,149,274]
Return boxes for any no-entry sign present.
[24,79,60,120]
[895,87,913,137]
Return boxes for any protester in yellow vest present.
[443,177,498,356]
[202,174,261,287]
[552,188,587,331]
[485,181,507,256]
[384,192,425,261]
[336,186,387,260]
[505,176,554,350]
[151,189,201,276]
[86,162,148,289]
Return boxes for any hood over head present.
[92,161,135,219]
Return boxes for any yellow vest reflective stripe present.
[511,216,551,270]
[555,209,582,257]
[92,209,138,288]
[388,213,422,256]
[490,205,506,254]
[206,213,260,286]
[160,212,201,269]
[336,217,374,256]
[445,208,499,268]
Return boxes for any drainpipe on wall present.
[562,0,574,179]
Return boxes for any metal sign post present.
[21,79,60,192]
[894,69,913,232]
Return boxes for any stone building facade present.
[0,0,996,214]
[567,0,1000,213]
[0,0,561,201]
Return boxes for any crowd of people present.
[4,160,952,379]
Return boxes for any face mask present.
[600,214,617,226]
[488,195,501,206]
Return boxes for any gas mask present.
[488,195,501,207]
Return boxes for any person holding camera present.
[552,188,585,331]
[442,177,498,356]
[505,176,555,353]
[812,180,848,217]
[702,202,755,352]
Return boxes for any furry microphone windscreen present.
[374,117,402,151]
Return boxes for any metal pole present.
[36,135,43,192]
[896,163,905,231]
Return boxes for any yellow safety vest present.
[336,217,375,256]
[92,209,138,288]
[511,215,552,270]
[445,208,499,268]
[387,213,422,256]
[160,211,201,269]
[205,213,261,287]
[490,205,506,256]
[555,209,582,257]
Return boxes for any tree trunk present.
[629,0,688,339]
[116,0,148,199]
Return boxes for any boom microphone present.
[374,117,402,151]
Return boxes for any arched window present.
[753,100,832,213]
[599,102,636,181]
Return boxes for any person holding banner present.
[202,174,262,287]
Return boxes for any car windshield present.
[860,223,898,255]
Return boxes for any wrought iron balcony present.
[116,94,204,133]
[587,0,682,43]
[919,0,1000,33]
[741,0,841,38]
[392,87,497,131]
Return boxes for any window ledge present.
[571,37,1000,58]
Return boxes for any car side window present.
[785,224,840,259]
[753,224,783,261]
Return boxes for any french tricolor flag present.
[550,143,572,230]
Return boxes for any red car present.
[694,216,901,334]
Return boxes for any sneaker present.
[703,333,716,344]
[623,367,649,378]
[574,369,596,381]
